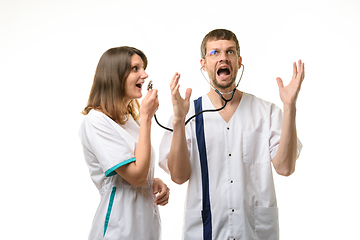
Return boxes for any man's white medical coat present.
[159,93,302,240]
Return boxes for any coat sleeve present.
[269,103,303,160]
[81,114,136,177]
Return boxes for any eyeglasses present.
[205,49,238,58]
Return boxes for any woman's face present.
[123,54,148,104]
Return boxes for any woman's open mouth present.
[135,83,143,89]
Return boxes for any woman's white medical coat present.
[79,110,160,240]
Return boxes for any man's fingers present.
[302,62,305,79]
[293,62,298,77]
[170,72,180,91]
[276,77,284,89]
[172,83,181,95]
[185,88,192,102]
[299,61,305,80]
[170,72,183,101]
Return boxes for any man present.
[159,29,304,240]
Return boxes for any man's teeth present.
[217,67,230,76]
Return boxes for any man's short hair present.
[201,29,240,59]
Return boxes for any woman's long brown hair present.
[82,46,148,125]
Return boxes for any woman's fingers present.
[155,187,170,206]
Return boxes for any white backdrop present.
[1,0,359,239]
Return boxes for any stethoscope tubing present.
[154,64,244,132]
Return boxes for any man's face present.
[201,39,242,90]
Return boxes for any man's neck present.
[206,88,242,123]
[207,87,242,108]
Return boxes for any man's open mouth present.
[217,66,231,77]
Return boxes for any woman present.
[79,46,169,239]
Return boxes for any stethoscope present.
[153,63,245,132]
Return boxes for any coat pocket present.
[183,210,203,240]
[254,206,279,240]
[103,187,117,237]
[243,131,270,164]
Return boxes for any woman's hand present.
[140,89,159,120]
[116,89,158,187]
[153,178,170,206]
